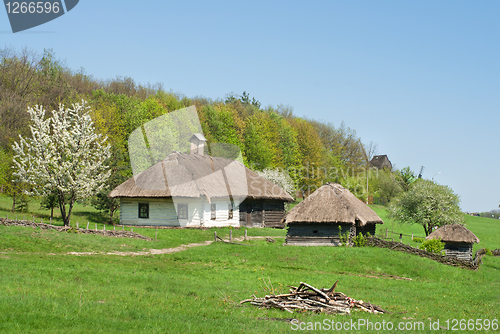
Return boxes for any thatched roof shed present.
[426,224,479,261]
[109,152,293,202]
[426,224,480,244]
[285,183,382,246]
[285,183,383,226]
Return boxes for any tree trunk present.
[58,192,68,226]
[109,208,115,225]
[11,193,16,213]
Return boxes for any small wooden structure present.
[284,183,383,246]
[426,224,480,261]
[369,155,392,170]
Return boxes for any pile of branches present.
[241,281,388,315]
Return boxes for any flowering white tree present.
[388,179,465,236]
[12,101,111,226]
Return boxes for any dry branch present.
[241,281,389,315]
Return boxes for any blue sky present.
[1,1,499,212]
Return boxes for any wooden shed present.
[109,151,293,228]
[426,224,480,261]
[284,183,383,246]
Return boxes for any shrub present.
[413,237,424,243]
[419,238,444,254]
[338,226,349,246]
[353,233,371,247]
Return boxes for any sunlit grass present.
[0,196,499,333]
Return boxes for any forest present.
[0,47,406,220]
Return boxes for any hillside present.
[0,202,498,333]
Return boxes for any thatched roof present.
[109,152,293,202]
[426,224,480,244]
[285,183,383,226]
[370,155,392,170]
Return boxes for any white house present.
[109,134,293,227]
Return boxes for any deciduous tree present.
[12,101,111,226]
[388,179,465,236]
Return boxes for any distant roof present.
[426,224,480,244]
[285,183,383,226]
[109,152,293,202]
[370,155,392,169]
[189,133,207,142]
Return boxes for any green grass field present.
[0,196,499,333]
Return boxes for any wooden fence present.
[366,236,499,270]
[0,218,151,240]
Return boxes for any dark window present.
[178,204,188,220]
[228,203,233,219]
[138,203,149,219]
[211,204,216,220]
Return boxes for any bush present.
[353,233,370,247]
[338,226,349,246]
[413,237,424,243]
[419,238,444,254]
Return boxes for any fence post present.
[411,233,413,241]
[122,225,124,231]
[87,222,89,229]
[76,222,79,229]
[385,228,388,239]
[230,229,232,242]
[155,226,158,241]
[16,214,17,221]
[244,229,247,240]
[214,231,217,242]
[131,227,133,233]
[95,224,97,231]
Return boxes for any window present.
[228,203,234,219]
[138,203,149,219]
[177,204,188,220]
[211,204,216,220]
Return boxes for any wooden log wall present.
[356,224,376,236]
[286,223,351,245]
[444,243,473,261]
[239,199,286,228]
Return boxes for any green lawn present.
[0,196,499,333]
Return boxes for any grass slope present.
[0,196,499,333]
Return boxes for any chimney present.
[189,133,207,155]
